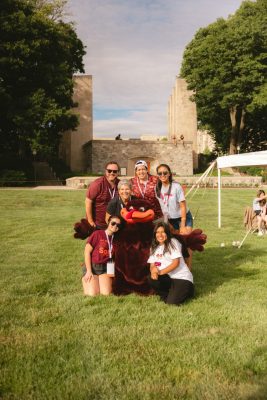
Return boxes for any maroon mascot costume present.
[74,198,207,295]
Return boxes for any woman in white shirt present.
[147,222,194,305]
[155,164,193,234]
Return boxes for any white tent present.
[217,150,267,227]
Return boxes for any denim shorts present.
[168,210,193,230]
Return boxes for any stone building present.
[84,139,193,176]
[60,74,200,176]
[59,74,93,171]
[168,77,198,168]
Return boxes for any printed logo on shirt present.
[99,239,109,256]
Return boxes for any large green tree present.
[0,0,85,158]
[181,0,267,154]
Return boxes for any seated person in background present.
[148,222,194,306]
[82,215,122,296]
[253,190,267,236]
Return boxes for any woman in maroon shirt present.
[130,160,162,221]
[82,215,122,296]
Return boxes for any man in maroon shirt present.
[85,161,120,229]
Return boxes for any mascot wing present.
[74,219,95,239]
[179,229,207,252]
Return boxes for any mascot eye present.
[129,206,134,210]
[139,207,145,212]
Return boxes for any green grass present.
[0,189,266,400]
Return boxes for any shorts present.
[168,210,193,230]
[82,263,107,276]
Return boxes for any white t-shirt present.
[147,238,193,282]
[156,181,188,218]
[253,198,261,212]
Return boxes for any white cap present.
[135,160,148,169]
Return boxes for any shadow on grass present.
[193,243,265,298]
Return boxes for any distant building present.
[60,75,204,176]
[59,74,93,172]
[168,77,198,168]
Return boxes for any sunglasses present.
[110,221,121,228]
[158,171,169,176]
[106,169,119,174]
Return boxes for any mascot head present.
[120,199,155,224]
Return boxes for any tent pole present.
[218,168,221,228]
[186,161,216,198]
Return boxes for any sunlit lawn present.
[0,188,266,399]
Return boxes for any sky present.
[67,0,243,139]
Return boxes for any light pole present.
[237,145,240,154]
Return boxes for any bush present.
[238,166,267,182]
[0,170,27,187]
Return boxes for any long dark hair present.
[150,222,177,255]
[155,164,173,198]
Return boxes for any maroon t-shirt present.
[86,176,119,228]
[87,230,112,264]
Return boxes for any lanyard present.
[108,187,116,199]
[161,183,172,210]
[137,178,148,198]
[105,232,114,259]
[119,196,131,209]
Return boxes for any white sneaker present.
[258,231,263,236]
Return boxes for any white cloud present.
[67,0,243,137]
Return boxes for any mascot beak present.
[121,208,155,224]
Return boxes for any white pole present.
[238,228,256,249]
[186,161,216,198]
[218,168,221,228]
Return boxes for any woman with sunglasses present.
[156,164,194,270]
[130,160,162,221]
[105,179,136,224]
[82,215,122,296]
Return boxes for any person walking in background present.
[130,160,162,221]
[82,215,122,296]
[85,161,120,229]
[147,222,194,306]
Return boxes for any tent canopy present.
[217,150,267,169]
[216,151,267,228]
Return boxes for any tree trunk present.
[229,106,245,154]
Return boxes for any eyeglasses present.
[106,169,119,174]
[158,171,169,176]
[110,221,121,228]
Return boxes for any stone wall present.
[66,175,263,189]
[85,139,193,176]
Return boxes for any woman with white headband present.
[130,160,162,221]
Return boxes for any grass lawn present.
[0,188,266,400]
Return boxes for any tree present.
[181,0,267,154]
[0,0,86,158]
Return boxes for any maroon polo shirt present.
[86,176,119,228]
